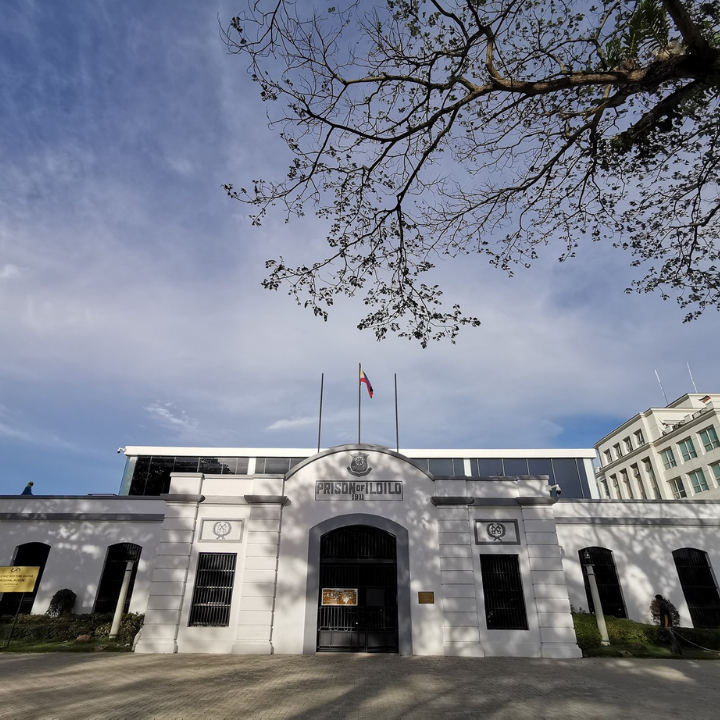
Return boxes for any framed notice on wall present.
[0,566,40,593]
[321,588,358,606]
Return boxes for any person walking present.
[656,594,682,654]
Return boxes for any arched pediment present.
[285,443,434,481]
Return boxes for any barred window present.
[673,548,720,628]
[188,553,237,627]
[579,547,627,618]
[94,543,142,614]
[480,555,528,630]
[0,542,51,616]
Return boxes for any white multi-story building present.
[593,393,720,501]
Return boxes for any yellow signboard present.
[0,567,40,593]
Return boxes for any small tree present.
[650,595,681,626]
[46,589,76,617]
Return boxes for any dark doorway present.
[93,543,142,614]
[317,525,398,652]
[0,542,51,616]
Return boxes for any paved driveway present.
[0,653,718,719]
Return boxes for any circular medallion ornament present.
[487,521,506,542]
[213,521,232,539]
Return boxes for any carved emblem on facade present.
[347,452,371,477]
[212,521,232,539]
[487,521,506,542]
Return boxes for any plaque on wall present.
[315,481,403,501]
[417,592,435,604]
[321,588,358,606]
[199,518,244,542]
[475,519,520,545]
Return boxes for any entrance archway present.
[303,513,412,655]
[317,525,398,652]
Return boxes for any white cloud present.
[0,264,19,280]
[268,416,316,431]
[145,403,199,431]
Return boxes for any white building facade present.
[593,393,720,501]
[2,443,720,656]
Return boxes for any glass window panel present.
[262,457,291,474]
[428,458,454,476]
[711,463,720,484]
[218,458,238,474]
[128,456,151,496]
[289,457,305,469]
[503,459,529,476]
[410,458,429,472]
[528,459,553,481]
[678,438,697,462]
[478,458,504,476]
[451,459,467,476]
[173,457,199,473]
[145,457,175,495]
[254,457,265,474]
[551,459,583,499]
[700,426,720,451]
[689,469,709,493]
[199,457,224,475]
[660,448,677,469]
[236,458,249,474]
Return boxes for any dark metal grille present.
[0,542,51,616]
[318,526,398,652]
[321,526,396,560]
[673,548,720,627]
[579,547,627,618]
[188,553,236,627]
[93,543,142,614]
[480,555,528,630]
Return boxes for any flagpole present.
[317,373,324,453]
[358,363,361,444]
[394,373,399,453]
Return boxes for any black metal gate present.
[317,525,398,652]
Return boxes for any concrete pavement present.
[0,653,718,719]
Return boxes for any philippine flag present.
[360,367,374,398]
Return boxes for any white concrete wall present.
[555,499,720,627]
[0,496,165,614]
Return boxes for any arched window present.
[672,548,720,628]
[578,547,627,618]
[93,543,142,614]
[0,542,51,616]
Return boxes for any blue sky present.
[1,0,717,496]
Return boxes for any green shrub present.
[649,596,681,627]
[672,626,720,651]
[46,589,77,617]
[0,613,143,644]
[572,612,720,651]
